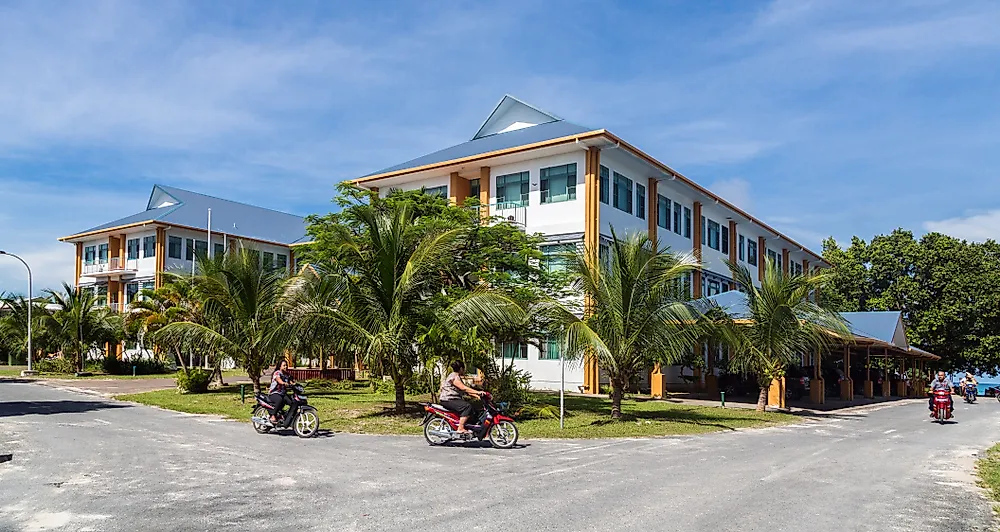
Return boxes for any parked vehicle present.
[964,384,977,403]
[421,392,519,449]
[785,367,810,401]
[931,390,953,423]
[250,383,320,438]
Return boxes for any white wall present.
[489,151,588,237]
[501,343,585,392]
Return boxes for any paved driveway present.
[1,381,997,531]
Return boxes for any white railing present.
[468,201,527,228]
[82,257,140,275]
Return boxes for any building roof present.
[61,185,310,245]
[698,291,936,358]
[364,119,592,177]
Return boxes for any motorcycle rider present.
[928,370,954,417]
[439,360,483,434]
[960,372,978,397]
[268,359,294,424]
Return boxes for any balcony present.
[82,257,140,279]
[468,201,527,228]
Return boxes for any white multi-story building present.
[60,185,309,314]
[354,95,827,393]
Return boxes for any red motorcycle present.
[931,390,953,423]
[421,392,519,449]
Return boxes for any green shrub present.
[304,379,358,393]
[35,357,77,374]
[102,357,171,375]
[487,366,533,414]
[369,378,396,395]
[176,369,210,393]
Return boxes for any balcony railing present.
[467,201,527,227]
[82,257,140,276]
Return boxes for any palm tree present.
[43,283,121,372]
[724,259,851,411]
[124,277,202,376]
[564,231,711,419]
[0,294,49,365]
[286,202,464,413]
[154,249,294,393]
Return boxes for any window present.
[276,254,288,271]
[707,279,721,296]
[599,242,610,269]
[747,239,758,266]
[793,262,803,276]
[636,183,646,220]
[95,285,108,306]
[701,216,707,247]
[84,246,97,265]
[214,243,225,258]
[98,244,108,264]
[541,243,575,273]
[263,252,274,270]
[143,236,156,258]
[599,166,610,204]
[767,249,779,267]
[657,195,670,230]
[499,341,528,360]
[168,236,182,259]
[423,185,448,199]
[496,171,529,207]
[540,336,561,360]
[195,240,208,258]
[738,234,745,261]
[126,282,139,304]
[185,238,194,261]
[249,249,261,266]
[469,178,480,200]
[540,163,577,204]
[721,226,729,254]
[612,172,633,214]
[673,202,682,235]
[141,280,155,292]
[707,219,720,251]
[127,238,140,260]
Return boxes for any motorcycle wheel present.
[424,418,450,446]
[488,420,519,449]
[252,406,272,434]
[293,407,320,438]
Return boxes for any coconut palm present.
[124,277,202,375]
[0,294,50,365]
[563,231,711,419]
[725,259,851,411]
[285,202,466,413]
[153,249,294,393]
[42,283,121,371]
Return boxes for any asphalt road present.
[1,381,998,532]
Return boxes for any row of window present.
[84,236,288,271]
[166,236,224,261]
[498,338,562,360]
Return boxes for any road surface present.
[1,381,997,531]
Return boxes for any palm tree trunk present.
[610,378,624,419]
[394,381,406,414]
[174,347,190,376]
[756,380,768,412]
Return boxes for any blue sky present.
[2,0,1000,293]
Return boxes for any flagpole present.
[207,208,212,260]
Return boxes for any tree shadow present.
[0,400,130,418]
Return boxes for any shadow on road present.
[0,400,130,418]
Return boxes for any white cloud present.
[923,210,1000,242]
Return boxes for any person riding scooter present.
[438,360,483,434]
[959,372,978,397]
[928,371,953,417]
[268,359,295,424]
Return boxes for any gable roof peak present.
[472,94,562,140]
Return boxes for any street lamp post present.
[0,251,34,376]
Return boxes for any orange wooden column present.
[692,201,702,297]
[479,167,491,218]
[647,178,658,247]
[728,220,738,264]
[583,147,602,394]
[757,236,766,282]
[154,227,166,289]
[840,346,854,400]
[449,172,470,206]
[782,248,790,275]
[74,243,83,290]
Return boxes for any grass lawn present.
[977,442,1000,505]
[0,367,246,380]
[116,383,796,439]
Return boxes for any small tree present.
[564,230,711,419]
[43,283,120,372]
[154,249,294,393]
[724,259,851,411]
